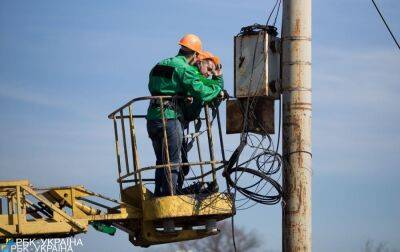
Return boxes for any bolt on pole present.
[281,0,312,251]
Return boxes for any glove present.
[218,89,229,100]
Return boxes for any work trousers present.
[147,119,184,196]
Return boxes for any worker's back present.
[146,54,190,120]
[148,54,189,97]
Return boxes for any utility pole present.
[281,0,312,251]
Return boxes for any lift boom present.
[0,180,233,247]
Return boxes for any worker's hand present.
[218,89,229,100]
[213,64,223,77]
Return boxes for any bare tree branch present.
[172,221,262,252]
[363,239,400,252]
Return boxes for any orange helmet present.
[198,51,220,65]
[179,34,203,54]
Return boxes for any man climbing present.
[146,34,224,197]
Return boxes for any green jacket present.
[146,54,223,120]
[182,65,224,122]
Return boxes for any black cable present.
[223,93,283,208]
[273,0,282,27]
[231,216,237,252]
[225,166,282,205]
[224,129,283,206]
[267,0,281,26]
[371,0,400,50]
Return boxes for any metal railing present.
[108,96,226,196]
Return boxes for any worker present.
[146,34,225,197]
[181,51,225,123]
[180,51,224,124]
[179,51,227,194]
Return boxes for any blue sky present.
[0,0,399,251]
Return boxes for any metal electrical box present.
[234,29,281,99]
[226,97,274,135]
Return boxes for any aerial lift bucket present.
[108,95,235,247]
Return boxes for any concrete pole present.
[281,0,312,251]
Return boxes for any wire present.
[371,0,400,50]
[231,216,237,252]
[273,0,282,27]
[267,0,281,26]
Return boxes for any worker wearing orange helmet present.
[146,34,224,197]
[179,51,229,192]
[181,50,227,123]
